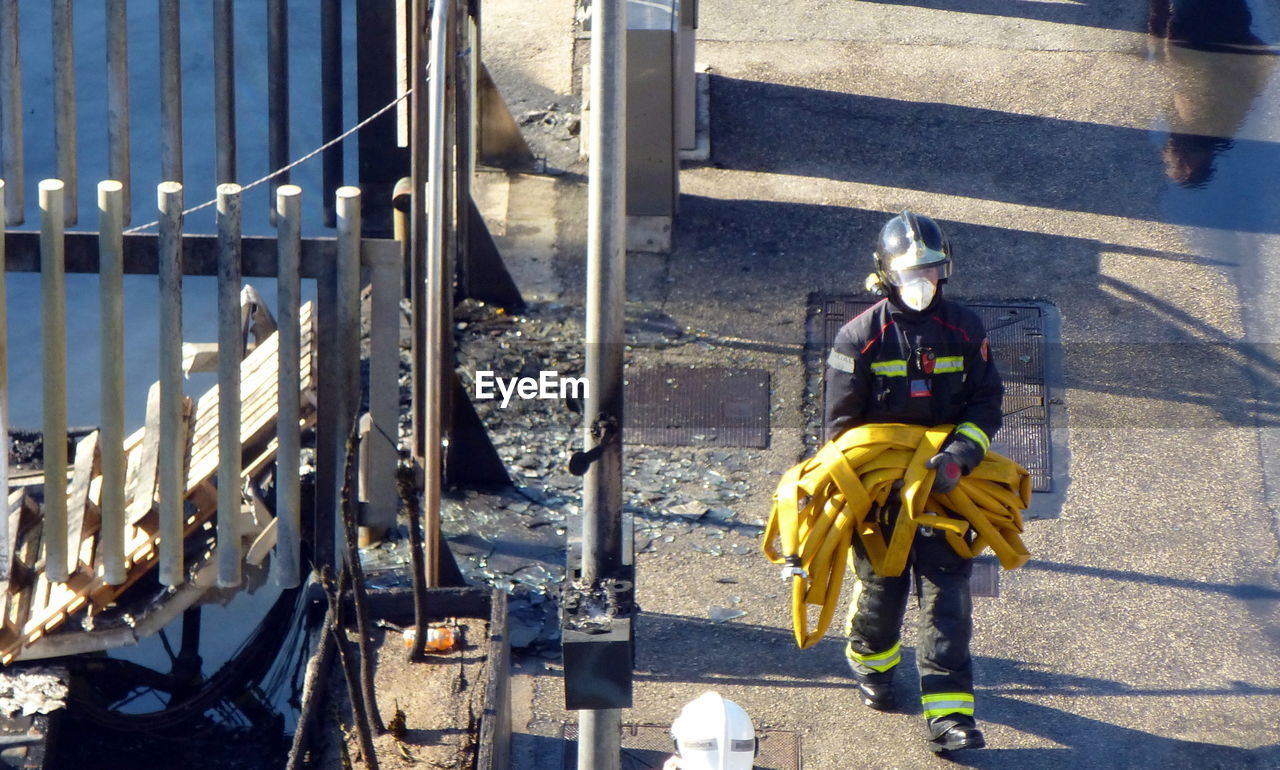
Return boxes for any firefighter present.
[824,210,1002,754]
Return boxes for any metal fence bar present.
[0,180,7,581]
[52,1,77,225]
[337,187,362,428]
[157,181,184,586]
[216,183,243,587]
[267,0,289,225]
[98,181,128,585]
[159,0,183,183]
[40,180,69,583]
[106,0,132,225]
[424,0,451,587]
[321,0,343,228]
[0,1,23,225]
[275,184,302,588]
[365,224,401,539]
[214,0,237,184]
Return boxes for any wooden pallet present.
[0,302,317,664]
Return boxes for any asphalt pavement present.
[479,1,1280,767]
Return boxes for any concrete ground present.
[479,0,1280,767]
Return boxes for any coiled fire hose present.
[761,423,1032,649]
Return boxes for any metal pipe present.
[217,183,243,588]
[106,0,131,224]
[268,0,289,224]
[579,709,622,770]
[366,212,401,540]
[159,0,183,184]
[0,180,7,581]
[157,181,184,586]
[582,0,626,585]
[425,0,452,588]
[321,0,343,228]
[52,1,77,225]
[0,1,24,225]
[336,187,362,427]
[214,0,236,184]
[274,184,302,588]
[409,0,427,462]
[40,180,69,583]
[98,181,127,586]
[578,0,626,763]
[396,0,409,147]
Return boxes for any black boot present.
[849,667,896,711]
[926,715,986,754]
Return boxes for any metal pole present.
[366,229,401,541]
[217,183,243,588]
[0,1,24,225]
[52,0,77,225]
[579,709,623,770]
[579,0,626,763]
[0,180,7,581]
[335,186,360,562]
[321,0,343,228]
[98,181,127,585]
[409,0,427,461]
[157,181,184,586]
[106,0,131,224]
[275,184,302,588]
[214,0,237,184]
[159,0,183,184]
[425,0,451,588]
[582,0,626,587]
[336,185,362,434]
[40,180,69,584]
[267,0,289,224]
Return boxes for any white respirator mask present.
[897,277,937,311]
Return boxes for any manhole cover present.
[561,724,801,770]
[625,366,771,448]
[808,297,1052,492]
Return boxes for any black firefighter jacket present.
[823,296,1004,469]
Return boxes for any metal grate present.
[625,366,771,448]
[809,297,1052,492]
[561,724,801,770]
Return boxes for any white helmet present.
[670,692,757,770]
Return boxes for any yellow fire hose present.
[761,424,1032,649]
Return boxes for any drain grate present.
[625,366,771,448]
[561,724,801,770]
[809,297,1052,492]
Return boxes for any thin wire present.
[124,84,418,235]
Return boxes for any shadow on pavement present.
[708,74,1280,235]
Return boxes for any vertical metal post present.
[40,180,69,584]
[275,184,302,588]
[157,181,184,587]
[409,0,427,461]
[98,181,127,586]
[52,1,77,225]
[214,0,237,184]
[0,1,24,225]
[337,186,362,432]
[425,0,452,588]
[366,240,402,540]
[267,0,289,223]
[159,0,183,184]
[106,0,131,224]
[396,0,410,147]
[321,0,343,228]
[217,184,243,588]
[0,181,7,581]
[579,0,627,763]
[582,0,626,589]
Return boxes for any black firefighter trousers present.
[844,521,976,725]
